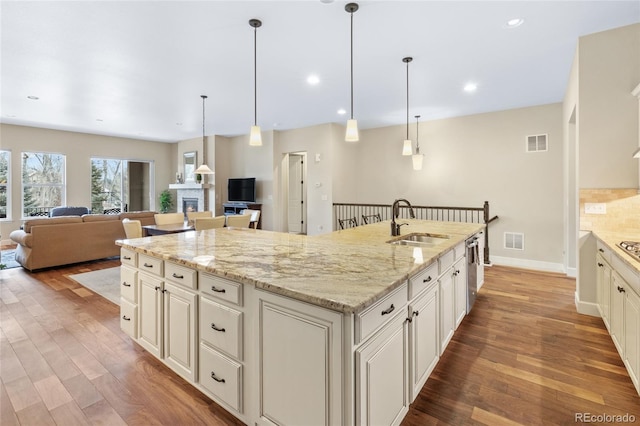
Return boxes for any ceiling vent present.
[526,134,547,152]
[504,232,524,250]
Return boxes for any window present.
[0,150,9,220]
[91,158,126,214]
[22,152,65,217]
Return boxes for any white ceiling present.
[1,1,639,143]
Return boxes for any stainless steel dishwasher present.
[466,236,480,311]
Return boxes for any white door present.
[287,154,305,234]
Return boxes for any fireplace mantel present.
[169,183,212,190]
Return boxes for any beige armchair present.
[195,216,226,231]
[122,218,143,238]
[187,211,213,226]
[154,212,184,225]
[226,214,251,228]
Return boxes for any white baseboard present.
[566,267,577,278]
[575,291,600,317]
[490,255,565,274]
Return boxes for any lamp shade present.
[345,119,359,142]
[412,153,424,171]
[195,164,214,175]
[402,139,412,156]
[249,125,262,146]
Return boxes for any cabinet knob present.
[381,304,395,316]
[211,372,226,383]
[598,248,604,253]
[211,286,226,293]
[154,286,161,291]
[211,323,226,332]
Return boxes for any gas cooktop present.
[617,241,640,262]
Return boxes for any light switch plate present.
[584,203,606,214]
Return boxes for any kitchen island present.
[116,219,484,426]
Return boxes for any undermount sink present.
[387,232,451,247]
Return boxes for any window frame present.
[21,151,66,218]
[0,150,10,221]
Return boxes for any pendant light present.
[249,18,262,146]
[195,95,214,176]
[412,115,424,170]
[345,3,359,142]
[402,57,413,156]
[633,147,640,158]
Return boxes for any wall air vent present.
[526,134,547,152]
[504,232,524,250]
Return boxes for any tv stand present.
[223,202,262,229]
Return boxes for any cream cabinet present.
[120,262,138,339]
[163,280,197,382]
[624,285,640,392]
[611,271,626,355]
[138,272,164,358]
[256,289,343,426]
[408,280,439,401]
[453,256,467,329]
[596,251,612,331]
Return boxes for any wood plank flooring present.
[1,261,639,425]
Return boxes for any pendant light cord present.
[406,61,409,140]
[254,26,258,126]
[350,11,354,120]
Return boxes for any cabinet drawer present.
[120,299,137,339]
[355,282,408,343]
[139,254,163,277]
[454,242,465,260]
[200,297,243,360]
[199,343,243,413]
[200,273,243,306]
[120,248,137,267]
[409,262,438,299]
[597,241,612,263]
[165,262,198,290]
[120,266,138,303]
[439,249,455,275]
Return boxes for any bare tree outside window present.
[0,151,9,219]
[91,158,126,214]
[22,152,65,217]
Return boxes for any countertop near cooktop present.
[116,220,484,314]
[591,229,640,274]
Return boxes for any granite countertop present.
[116,219,484,314]
[590,229,640,274]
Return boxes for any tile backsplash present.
[580,189,640,233]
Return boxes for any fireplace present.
[183,198,198,219]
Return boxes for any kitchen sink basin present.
[387,232,451,247]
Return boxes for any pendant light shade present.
[633,147,640,158]
[249,18,262,147]
[412,115,424,171]
[196,95,214,176]
[402,57,413,155]
[345,3,359,142]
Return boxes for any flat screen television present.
[228,177,256,203]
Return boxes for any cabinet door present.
[356,311,409,426]
[164,281,198,382]
[257,290,343,426]
[610,272,626,356]
[409,284,439,402]
[439,272,455,354]
[454,258,467,329]
[624,287,640,393]
[477,231,485,288]
[138,273,163,358]
[597,254,612,330]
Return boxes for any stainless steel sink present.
[387,232,451,247]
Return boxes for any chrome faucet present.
[391,199,415,236]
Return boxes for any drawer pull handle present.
[123,256,131,260]
[122,315,131,321]
[381,304,395,316]
[211,372,226,383]
[211,286,226,293]
[172,273,184,279]
[122,282,131,287]
[598,248,604,253]
[154,286,161,291]
[423,276,432,283]
[211,323,226,332]
[618,286,626,293]
[413,310,420,317]
[597,263,603,267]
[144,263,153,268]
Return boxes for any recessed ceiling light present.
[6,114,17,118]
[506,18,524,28]
[463,83,478,93]
[176,122,183,126]
[307,75,320,85]
[96,118,104,122]
[27,95,39,100]
[337,108,347,115]
[320,0,334,4]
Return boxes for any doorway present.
[285,152,307,234]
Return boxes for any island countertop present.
[116,219,484,314]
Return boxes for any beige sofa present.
[9,211,156,271]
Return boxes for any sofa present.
[9,211,156,271]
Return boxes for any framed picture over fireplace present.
[184,151,197,182]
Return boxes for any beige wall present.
[0,123,175,240]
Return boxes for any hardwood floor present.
[1,261,638,425]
